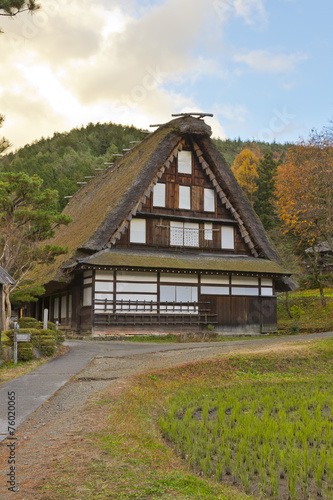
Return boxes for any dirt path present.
[0,338,319,499]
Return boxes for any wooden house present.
[30,114,294,335]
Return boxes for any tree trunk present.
[309,249,326,307]
[3,284,12,331]
[285,291,293,318]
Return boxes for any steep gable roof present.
[36,115,292,287]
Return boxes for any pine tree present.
[253,151,278,229]
[0,172,71,329]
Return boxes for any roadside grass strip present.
[41,339,333,499]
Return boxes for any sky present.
[0,0,332,151]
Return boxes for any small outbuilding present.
[29,114,294,336]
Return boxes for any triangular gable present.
[108,137,258,257]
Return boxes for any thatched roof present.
[76,248,288,275]
[0,266,15,285]
[35,115,294,289]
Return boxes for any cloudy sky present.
[1,0,332,150]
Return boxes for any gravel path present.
[0,334,331,499]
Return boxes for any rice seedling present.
[160,380,333,499]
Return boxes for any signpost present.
[13,322,31,364]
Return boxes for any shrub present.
[38,321,57,331]
[18,342,33,361]
[18,317,39,329]
[5,328,41,347]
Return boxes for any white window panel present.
[83,271,92,284]
[117,271,157,282]
[184,222,199,247]
[95,270,114,280]
[204,223,213,240]
[95,281,114,292]
[261,287,274,296]
[179,185,191,210]
[160,273,198,283]
[95,292,113,300]
[232,287,259,296]
[201,286,229,295]
[178,150,192,174]
[94,293,113,312]
[176,286,198,302]
[160,285,176,302]
[53,297,59,318]
[153,183,166,207]
[61,296,67,319]
[204,188,215,212]
[201,275,229,284]
[221,226,235,249]
[170,221,183,246]
[232,276,258,285]
[116,282,157,293]
[130,218,146,243]
[261,278,273,286]
[83,287,92,306]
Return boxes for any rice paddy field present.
[160,381,333,499]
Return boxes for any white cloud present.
[234,49,307,73]
[233,0,267,24]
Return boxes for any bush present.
[18,317,39,329]
[55,331,65,345]
[5,328,41,347]
[18,342,33,361]
[38,321,57,331]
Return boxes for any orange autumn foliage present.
[275,130,333,249]
[231,148,259,205]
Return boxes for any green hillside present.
[0,122,145,209]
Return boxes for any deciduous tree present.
[0,172,71,328]
[231,148,259,205]
[275,130,333,305]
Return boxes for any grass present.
[39,337,333,499]
[278,288,333,333]
[0,345,68,386]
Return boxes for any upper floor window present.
[179,185,191,210]
[130,218,146,244]
[204,188,215,212]
[221,226,234,249]
[178,150,192,175]
[153,183,166,207]
[170,221,199,247]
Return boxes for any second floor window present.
[130,218,146,244]
[179,185,191,210]
[170,221,199,247]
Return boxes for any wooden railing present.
[94,299,200,314]
[93,299,217,326]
